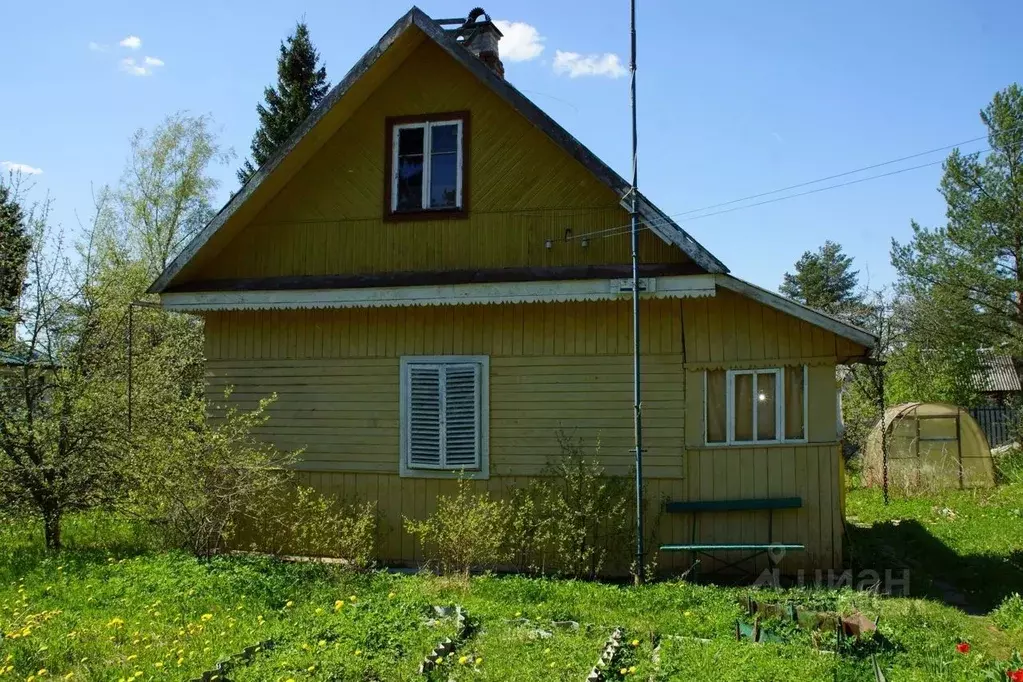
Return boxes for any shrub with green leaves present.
[404,477,510,576]
[248,485,379,569]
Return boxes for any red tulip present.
[955,642,970,654]
[1007,669,1023,682]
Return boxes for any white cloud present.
[119,35,141,49]
[119,57,150,76]
[88,41,108,52]
[144,56,164,67]
[493,20,544,62]
[1,161,43,175]
[552,50,627,78]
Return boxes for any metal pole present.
[629,0,645,584]
[879,367,889,506]
[127,302,134,439]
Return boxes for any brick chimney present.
[459,8,504,78]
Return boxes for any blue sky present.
[2,0,1021,290]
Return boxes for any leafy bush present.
[404,476,510,576]
[127,391,298,557]
[249,486,379,570]
[508,433,633,579]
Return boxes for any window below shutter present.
[407,364,442,467]
[401,357,488,477]
[443,363,480,468]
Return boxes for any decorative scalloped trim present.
[161,276,716,312]
[685,356,838,371]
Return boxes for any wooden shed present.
[148,8,876,575]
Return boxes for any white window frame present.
[399,355,489,479]
[390,119,464,213]
[705,366,808,446]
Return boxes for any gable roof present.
[147,7,726,294]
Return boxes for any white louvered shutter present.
[407,364,443,467]
[442,363,481,468]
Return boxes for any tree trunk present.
[43,508,62,551]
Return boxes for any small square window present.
[386,112,468,218]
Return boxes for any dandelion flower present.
[458,656,468,665]
[349,595,357,602]
[154,662,163,668]
[475,657,483,665]
[629,666,637,674]
[284,601,294,609]
[200,613,213,622]
[631,639,640,647]
[334,600,344,611]
[318,640,326,648]
[514,611,522,617]
[620,668,628,675]
[38,670,48,676]
[354,649,362,656]
[436,656,444,664]
[388,592,396,599]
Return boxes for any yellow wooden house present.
[149,8,876,574]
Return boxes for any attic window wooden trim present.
[384,111,470,221]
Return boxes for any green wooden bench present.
[659,497,805,580]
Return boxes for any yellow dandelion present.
[631,639,640,647]
[436,656,444,664]
[154,662,163,668]
[349,595,357,602]
[388,592,396,599]
[629,666,637,674]
[475,657,483,665]
[334,600,344,611]
[620,668,628,675]
[458,656,468,665]
[318,640,326,648]
[201,613,213,622]
[354,649,362,656]
[38,670,48,676]
[284,601,294,609]
[514,611,522,617]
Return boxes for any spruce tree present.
[780,240,861,317]
[0,179,29,349]
[237,22,330,184]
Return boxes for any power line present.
[671,130,1012,218]
[560,144,996,245]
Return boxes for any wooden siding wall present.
[205,292,850,573]
[182,39,684,285]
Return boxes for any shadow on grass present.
[0,513,165,581]
[846,518,1023,614]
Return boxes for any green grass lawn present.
[1,499,1022,682]
[846,480,1023,612]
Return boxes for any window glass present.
[430,153,458,208]
[733,373,754,441]
[756,372,778,441]
[396,127,425,211]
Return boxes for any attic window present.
[386,112,469,219]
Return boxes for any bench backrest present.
[665,497,802,514]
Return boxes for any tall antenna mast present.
[629,0,645,584]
